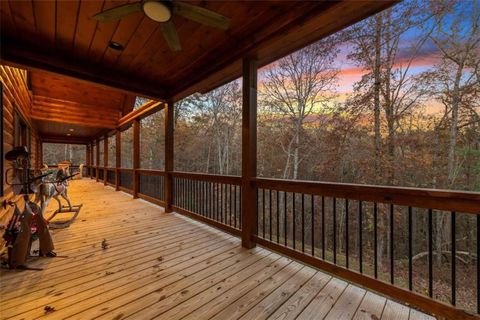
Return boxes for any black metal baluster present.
[284,191,287,247]
[207,182,210,219]
[239,187,242,227]
[477,214,480,314]
[451,211,456,306]
[311,195,315,257]
[221,183,224,223]
[269,189,273,241]
[374,202,378,279]
[256,188,259,235]
[333,197,337,264]
[187,179,190,211]
[216,182,219,221]
[186,178,188,210]
[234,185,237,228]
[301,193,305,252]
[222,183,225,224]
[293,192,296,250]
[276,190,280,244]
[359,201,363,274]
[221,183,224,222]
[182,178,185,210]
[390,204,394,285]
[224,183,227,224]
[408,206,413,291]
[322,196,325,260]
[262,188,266,238]
[346,199,349,269]
[203,181,206,216]
[228,184,235,226]
[428,208,433,298]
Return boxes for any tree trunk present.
[447,62,464,186]
[374,14,382,184]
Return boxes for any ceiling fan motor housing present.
[143,0,172,22]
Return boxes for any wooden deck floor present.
[0,179,433,320]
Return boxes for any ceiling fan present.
[92,0,231,52]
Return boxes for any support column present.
[132,119,140,198]
[164,101,174,213]
[241,58,258,249]
[104,134,108,185]
[96,138,100,181]
[115,130,121,191]
[86,143,90,178]
[90,142,95,179]
[39,140,43,168]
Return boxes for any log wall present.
[1,65,39,251]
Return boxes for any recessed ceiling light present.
[69,128,74,132]
[66,133,71,136]
[108,41,124,51]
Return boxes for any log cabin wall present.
[0,65,39,251]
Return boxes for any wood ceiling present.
[28,70,135,142]
[1,0,396,141]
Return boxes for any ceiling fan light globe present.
[143,1,171,22]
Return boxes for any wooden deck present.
[0,179,433,320]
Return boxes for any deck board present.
[0,179,433,320]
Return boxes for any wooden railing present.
[171,172,242,237]
[137,169,165,206]
[105,168,115,186]
[84,168,480,319]
[254,178,480,320]
[118,168,133,193]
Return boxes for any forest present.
[43,0,479,312]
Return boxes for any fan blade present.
[92,2,142,22]
[160,20,182,51]
[174,2,230,30]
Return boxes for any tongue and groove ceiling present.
[0,0,395,140]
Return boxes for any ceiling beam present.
[0,37,168,101]
[41,135,90,145]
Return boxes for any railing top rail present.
[137,169,166,176]
[171,171,241,185]
[255,177,480,214]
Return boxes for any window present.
[14,109,29,150]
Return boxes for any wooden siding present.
[0,65,39,250]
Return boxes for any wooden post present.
[103,134,108,185]
[90,142,95,179]
[39,140,43,168]
[164,100,174,213]
[95,138,100,181]
[115,130,121,191]
[241,58,258,249]
[85,143,90,178]
[132,119,140,198]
